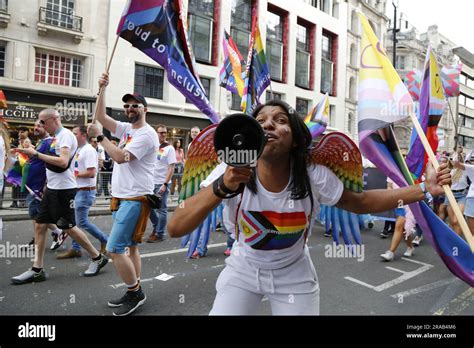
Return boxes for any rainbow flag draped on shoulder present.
[117,0,220,124]
[304,93,329,139]
[240,16,271,115]
[6,152,30,192]
[357,13,474,286]
[406,46,446,182]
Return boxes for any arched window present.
[351,10,358,33]
[350,43,357,66]
[349,77,356,100]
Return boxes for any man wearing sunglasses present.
[87,73,159,316]
[11,109,109,285]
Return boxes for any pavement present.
[0,196,179,221]
[0,217,473,316]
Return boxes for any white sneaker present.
[413,236,423,247]
[404,247,415,257]
[380,250,394,261]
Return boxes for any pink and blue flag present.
[357,13,474,287]
[117,0,220,124]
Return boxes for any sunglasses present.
[158,131,167,135]
[123,104,142,109]
[38,116,56,125]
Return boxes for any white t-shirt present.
[46,127,78,190]
[203,163,343,269]
[154,142,177,185]
[451,168,469,191]
[74,143,98,188]
[97,144,106,161]
[463,164,474,198]
[111,121,159,198]
[0,135,5,174]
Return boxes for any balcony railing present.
[38,6,82,32]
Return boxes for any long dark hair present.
[246,100,313,200]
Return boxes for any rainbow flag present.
[220,30,245,97]
[357,13,474,287]
[240,16,271,115]
[304,93,329,139]
[406,46,446,182]
[0,90,7,109]
[117,0,220,124]
[6,152,30,191]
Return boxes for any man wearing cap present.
[88,73,159,316]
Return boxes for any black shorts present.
[35,188,77,229]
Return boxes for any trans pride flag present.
[240,16,271,115]
[117,0,220,124]
[357,13,474,286]
[406,46,446,182]
[304,93,329,139]
[219,30,245,97]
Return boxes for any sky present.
[385,0,474,53]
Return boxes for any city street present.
[0,216,472,316]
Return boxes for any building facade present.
[0,0,109,139]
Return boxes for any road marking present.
[140,242,227,259]
[110,272,182,289]
[390,277,459,299]
[432,287,474,315]
[345,257,434,292]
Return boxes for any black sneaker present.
[112,289,146,316]
[11,269,47,285]
[83,254,109,277]
[380,230,390,238]
[108,292,130,308]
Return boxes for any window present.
[231,0,252,61]
[348,113,354,134]
[466,95,474,110]
[231,93,241,110]
[134,64,164,99]
[187,0,214,64]
[349,77,356,100]
[462,115,474,128]
[319,0,330,14]
[46,0,76,30]
[467,75,474,90]
[351,11,358,33]
[0,43,5,77]
[266,11,283,82]
[459,135,474,149]
[396,56,406,70]
[350,43,357,66]
[296,98,309,115]
[295,23,310,89]
[460,73,467,85]
[266,91,282,101]
[321,32,335,95]
[329,105,335,127]
[186,77,210,103]
[35,52,82,87]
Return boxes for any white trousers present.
[210,246,320,315]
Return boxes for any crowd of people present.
[0,72,459,316]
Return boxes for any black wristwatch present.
[97,135,105,143]
[163,183,168,187]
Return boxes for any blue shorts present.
[106,200,143,254]
[395,207,406,217]
[26,193,42,220]
[464,197,474,218]
[444,190,467,205]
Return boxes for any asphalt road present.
[0,215,473,316]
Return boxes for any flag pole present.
[91,35,120,124]
[409,112,474,252]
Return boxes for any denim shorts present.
[26,193,42,219]
[444,190,467,205]
[106,200,142,254]
[464,197,474,218]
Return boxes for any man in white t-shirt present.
[147,124,176,243]
[11,109,109,285]
[57,125,109,259]
[88,73,159,316]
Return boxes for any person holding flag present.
[168,99,450,315]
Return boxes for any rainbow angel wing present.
[179,124,223,257]
[309,132,364,245]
